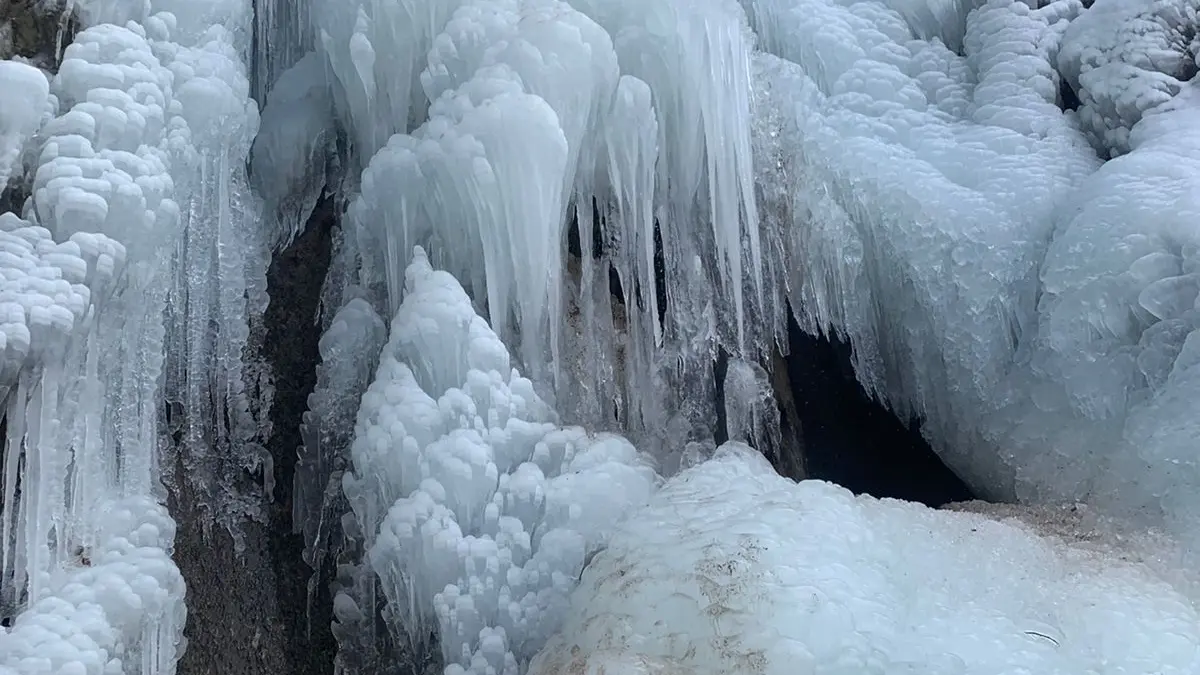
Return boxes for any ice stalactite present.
[324,0,779,462]
[743,0,1200,550]
[153,0,276,542]
[251,0,314,103]
[312,0,466,166]
[292,295,387,668]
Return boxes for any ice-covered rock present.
[532,444,1200,675]
[250,51,337,251]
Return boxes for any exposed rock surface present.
[173,198,338,675]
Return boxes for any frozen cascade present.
[343,247,658,674]
[0,8,192,673]
[329,0,774,459]
[2,0,274,669]
[292,295,387,647]
[153,0,276,541]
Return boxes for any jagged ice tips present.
[0,0,1199,673]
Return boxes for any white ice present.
[0,61,51,190]
[532,444,1200,675]
[344,247,659,674]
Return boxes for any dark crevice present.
[783,310,975,507]
[172,196,337,675]
[260,195,339,675]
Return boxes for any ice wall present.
[1,0,274,668]
[745,0,1200,546]
[152,0,276,540]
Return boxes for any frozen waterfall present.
[1,0,1199,673]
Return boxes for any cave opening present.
[782,311,976,507]
[566,199,975,506]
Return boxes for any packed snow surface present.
[531,444,1200,675]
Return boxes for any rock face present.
[0,0,76,69]
[172,198,339,675]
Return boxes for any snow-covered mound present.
[532,443,1200,675]
[340,247,659,674]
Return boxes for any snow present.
[531,443,1200,675]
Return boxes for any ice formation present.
[293,295,387,627]
[250,51,338,250]
[2,0,1200,673]
[320,0,771,455]
[152,0,275,537]
[742,0,1200,547]
[531,443,1200,675]
[1,0,270,669]
[0,62,51,190]
[341,247,658,673]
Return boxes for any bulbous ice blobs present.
[54,25,171,113]
[169,29,258,146]
[0,60,50,187]
[0,497,183,674]
[349,250,662,673]
[72,0,152,27]
[0,219,120,387]
[1057,0,1199,157]
[150,0,251,46]
[423,430,500,531]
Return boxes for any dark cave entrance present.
[780,311,975,507]
[567,198,975,506]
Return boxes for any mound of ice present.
[343,247,659,674]
[745,0,1200,545]
[0,497,185,675]
[1057,0,1199,157]
[532,444,1200,675]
